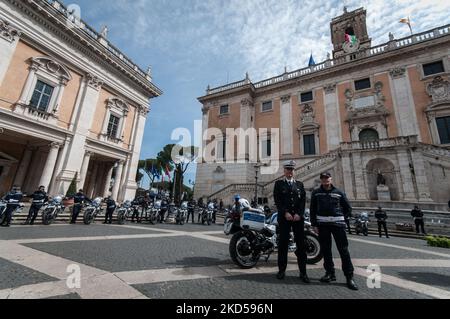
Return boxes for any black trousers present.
[131,208,140,222]
[71,204,82,223]
[186,210,195,223]
[377,221,389,237]
[104,208,114,223]
[27,205,43,224]
[318,224,354,277]
[2,205,17,225]
[415,219,426,234]
[278,220,307,275]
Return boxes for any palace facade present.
[195,8,450,208]
[0,0,162,200]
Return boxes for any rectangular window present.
[262,101,273,112]
[355,78,371,91]
[107,114,121,138]
[220,105,229,115]
[436,116,450,144]
[262,138,272,157]
[222,138,226,160]
[423,61,445,76]
[300,91,313,103]
[29,80,54,112]
[303,134,316,155]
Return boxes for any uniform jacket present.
[375,209,388,221]
[310,185,352,227]
[273,179,306,222]
[3,191,23,207]
[72,193,91,205]
[411,209,424,219]
[31,191,49,206]
[105,198,116,210]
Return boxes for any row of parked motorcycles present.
[0,195,222,226]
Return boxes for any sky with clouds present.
[65,0,450,189]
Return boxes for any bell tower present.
[330,7,371,58]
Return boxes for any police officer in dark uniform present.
[186,199,196,224]
[1,186,23,227]
[24,186,49,225]
[273,160,309,283]
[70,189,91,224]
[131,195,143,223]
[103,196,116,224]
[310,172,358,290]
[411,206,426,235]
[375,206,389,238]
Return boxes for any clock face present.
[343,39,360,53]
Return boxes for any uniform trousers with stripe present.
[318,223,354,277]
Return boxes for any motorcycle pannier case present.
[241,211,266,231]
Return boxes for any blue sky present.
[65,0,450,189]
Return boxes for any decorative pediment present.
[427,76,450,104]
[107,98,130,116]
[30,57,72,84]
[301,103,315,124]
[345,82,388,121]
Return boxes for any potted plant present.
[63,172,77,206]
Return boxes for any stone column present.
[79,151,92,190]
[341,153,355,200]
[323,84,342,151]
[0,19,21,87]
[280,95,293,155]
[103,164,114,197]
[397,149,416,201]
[112,161,125,201]
[410,150,433,202]
[13,146,33,187]
[352,152,368,200]
[18,64,38,104]
[87,162,99,198]
[39,143,61,190]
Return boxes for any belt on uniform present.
[33,200,45,203]
[317,216,345,222]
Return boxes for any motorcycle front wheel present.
[149,213,157,225]
[42,211,53,225]
[117,212,126,225]
[83,211,93,225]
[304,231,323,265]
[229,231,260,269]
[0,212,6,225]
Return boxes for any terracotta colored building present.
[0,0,162,200]
[195,8,450,208]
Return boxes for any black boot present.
[346,276,359,291]
[276,271,286,280]
[300,273,311,284]
[320,273,336,283]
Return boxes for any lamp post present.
[253,162,268,207]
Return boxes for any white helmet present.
[239,198,251,210]
[93,197,102,206]
[53,196,63,204]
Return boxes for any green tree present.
[138,158,163,190]
[66,172,78,197]
[157,144,198,203]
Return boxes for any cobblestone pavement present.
[0,222,449,299]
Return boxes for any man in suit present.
[273,160,309,283]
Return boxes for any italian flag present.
[345,33,357,45]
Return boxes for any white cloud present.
[75,0,450,85]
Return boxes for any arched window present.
[345,27,355,36]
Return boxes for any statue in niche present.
[377,169,386,186]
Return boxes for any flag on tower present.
[308,53,316,67]
[399,17,413,34]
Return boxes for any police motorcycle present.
[354,212,370,236]
[176,201,188,225]
[0,199,25,225]
[224,198,322,269]
[157,196,170,223]
[83,197,103,225]
[42,196,65,225]
[116,200,134,225]
[201,202,214,225]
